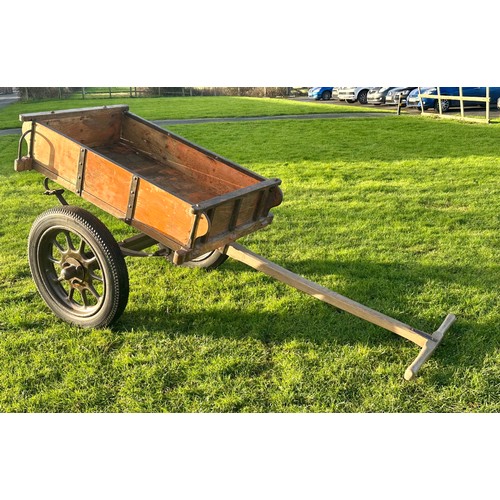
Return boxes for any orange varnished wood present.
[22,106,281,260]
[121,114,260,193]
[134,181,209,245]
[30,123,82,184]
[94,142,223,204]
[83,150,132,214]
[31,107,123,148]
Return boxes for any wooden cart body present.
[16,105,283,264]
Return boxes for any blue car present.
[406,87,500,112]
[308,87,334,100]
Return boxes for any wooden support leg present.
[404,313,456,380]
[225,243,455,380]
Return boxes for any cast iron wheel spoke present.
[86,283,101,300]
[62,230,76,250]
[80,288,90,308]
[48,254,61,264]
[90,272,103,282]
[77,238,86,255]
[68,287,76,303]
[84,255,97,267]
[52,238,65,253]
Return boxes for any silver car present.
[367,87,397,105]
[385,87,417,106]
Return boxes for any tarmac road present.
[0,92,20,110]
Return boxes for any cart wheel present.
[28,206,129,328]
[181,250,228,271]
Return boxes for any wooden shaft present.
[226,243,433,348]
[404,313,456,380]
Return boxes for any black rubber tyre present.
[181,249,228,271]
[28,206,129,328]
[357,89,369,104]
[321,90,332,100]
[434,99,450,113]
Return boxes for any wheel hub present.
[59,257,85,284]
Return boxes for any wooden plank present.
[26,107,125,148]
[226,243,434,348]
[83,149,132,214]
[121,113,262,192]
[20,105,129,122]
[419,93,489,103]
[30,122,82,184]
[133,180,209,245]
[94,142,224,204]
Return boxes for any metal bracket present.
[43,178,68,206]
[14,128,33,171]
[118,232,169,258]
[125,176,140,223]
[76,148,87,195]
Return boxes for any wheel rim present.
[190,250,216,263]
[37,226,106,318]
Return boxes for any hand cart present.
[15,105,455,380]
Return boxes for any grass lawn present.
[0,112,498,412]
[0,96,387,130]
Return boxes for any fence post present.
[396,93,403,115]
[459,87,464,117]
[486,87,490,123]
[417,87,423,114]
[82,88,85,99]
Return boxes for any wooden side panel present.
[31,123,82,184]
[32,107,124,148]
[83,150,132,215]
[121,114,260,193]
[236,191,261,227]
[134,181,209,245]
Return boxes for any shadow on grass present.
[116,256,498,378]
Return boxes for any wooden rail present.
[418,87,492,123]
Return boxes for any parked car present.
[337,87,371,104]
[366,87,397,105]
[308,87,334,100]
[406,87,432,110]
[385,87,417,106]
[406,87,500,112]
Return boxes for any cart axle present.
[225,243,456,380]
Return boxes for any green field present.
[0,95,386,130]
[0,99,498,412]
